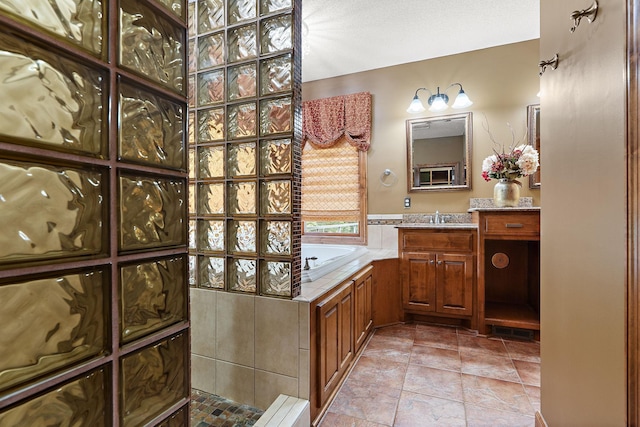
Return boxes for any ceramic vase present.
[493,179,520,207]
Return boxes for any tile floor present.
[317,323,540,427]
[191,389,263,427]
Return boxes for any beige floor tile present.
[403,365,464,401]
[410,345,461,372]
[394,391,466,427]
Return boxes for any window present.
[301,137,367,244]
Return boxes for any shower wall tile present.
[198,69,225,106]
[190,288,217,357]
[260,261,291,297]
[254,370,297,411]
[260,97,292,136]
[260,0,292,15]
[260,54,292,96]
[227,24,257,63]
[198,32,225,70]
[260,138,292,175]
[197,0,224,33]
[216,292,255,366]
[229,258,257,292]
[198,255,225,289]
[260,14,292,55]
[298,348,310,399]
[255,296,298,377]
[215,360,255,407]
[298,302,310,350]
[198,107,226,142]
[198,145,225,179]
[228,0,257,25]
[191,354,216,394]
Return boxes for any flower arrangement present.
[481,145,539,182]
[481,117,539,182]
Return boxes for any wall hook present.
[539,54,559,76]
[570,0,598,33]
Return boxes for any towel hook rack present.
[539,54,559,76]
[570,0,598,33]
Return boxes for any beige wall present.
[539,0,626,425]
[303,39,541,214]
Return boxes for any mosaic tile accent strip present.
[403,213,473,224]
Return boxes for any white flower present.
[482,155,498,173]
[517,151,539,176]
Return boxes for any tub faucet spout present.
[304,257,318,270]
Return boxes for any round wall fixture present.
[491,252,510,269]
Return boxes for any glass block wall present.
[0,1,190,425]
[188,0,302,298]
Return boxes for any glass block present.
[0,368,107,426]
[229,258,256,293]
[228,0,256,25]
[198,220,225,252]
[198,0,225,33]
[189,219,197,249]
[198,32,224,69]
[228,24,257,63]
[198,145,225,178]
[188,1,196,37]
[260,0,292,15]
[119,83,185,170]
[189,255,197,287]
[228,63,257,101]
[188,75,196,108]
[155,0,184,19]
[260,138,292,175]
[0,270,106,393]
[121,333,187,426]
[230,220,256,253]
[228,182,256,215]
[0,159,104,264]
[119,175,186,251]
[189,148,196,179]
[199,255,225,288]
[120,0,184,93]
[189,183,197,214]
[228,102,257,139]
[189,111,196,144]
[198,69,225,106]
[260,54,292,95]
[0,0,103,54]
[261,220,291,255]
[261,180,291,215]
[261,261,291,297]
[120,256,186,343]
[228,142,256,177]
[198,107,225,142]
[0,32,105,156]
[158,406,189,427]
[260,14,292,55]
[189,39,197,74]
[260,97,292,136]
[198,183,225,215]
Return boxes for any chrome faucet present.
[304,257,318,270]
[435,210,440,224]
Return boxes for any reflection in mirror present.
[528,104,540,189]
[406,112,472,192]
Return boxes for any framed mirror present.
[406,112,473,192]
[527,104,541,189]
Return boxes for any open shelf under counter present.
[484,301,540,331]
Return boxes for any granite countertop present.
[396,223,478,229]
[468,207,541,212]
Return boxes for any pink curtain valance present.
[302,91,371,151]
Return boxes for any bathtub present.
[301,244,368,282]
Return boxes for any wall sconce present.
[406,83,473,113]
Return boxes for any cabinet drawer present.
[401,231,475,252]
[483,213,539,237]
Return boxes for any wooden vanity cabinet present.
[353,265,373,352]
[399,228,476,321]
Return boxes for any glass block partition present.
[188,0,302,298]
[0,1,190,424]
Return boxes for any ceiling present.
[300,0,540,82]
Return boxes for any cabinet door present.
[402,252,436,312]
[317,281,354,407]
[436,253,473,316]
[354,266,373,352]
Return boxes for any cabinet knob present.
[437,260,443,265]
[430,260,435,264]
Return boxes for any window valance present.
[302,91,371,151]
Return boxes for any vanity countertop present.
[468,207,541,212]
[396,223,478,230]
